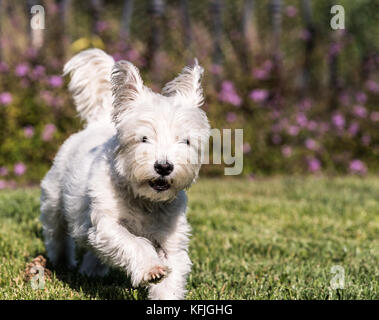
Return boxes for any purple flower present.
[42,124,56,141]
[226,112,237,123]
[299,29,312,41]
[218,81,242,107]
[30,65,46,80]
[299,98,312,111]
[272,134,282,145]
[210,64,222,75]
[15,63,29,77]
[95,20,109,33]
[355,92,367,104]
[40,90,54,105]
[125,49,140,62]
[0,167,8,176]
[307,121,318,131]
[48,75,63,88]
[249,89,269,103]
[0,92,12,105]
[366,80,379,93]
[23,126,35,138]
[0,180,7,189]
[332,113,345,129]
[14,162,26,176]
[296,113,308,127]
[370,111,379,122]
[361,135,371,146]
[349,160,367,175]
[252,68,269,80]
[353,105,367,118]
[285,5,298,17]
[305,138,317,150]
[243,142,251,154]
[0,62,9,73]
[338,92,350,106]
[307,157,321,172]
[282,145,292,157]
[348,122,360,136]
[287,125,299,136]
[329,42,342,57]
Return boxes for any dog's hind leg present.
[40,177,77,270]
[79,251,109,277]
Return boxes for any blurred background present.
[0,0,378,187]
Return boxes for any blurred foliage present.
[0,0,378,186]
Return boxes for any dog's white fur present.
[40,49,210,300]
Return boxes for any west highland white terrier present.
[40,48,210,300]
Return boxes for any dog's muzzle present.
[149,177,171,192]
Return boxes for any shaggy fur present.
[40,48,210,300]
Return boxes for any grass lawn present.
[0,176,378,299]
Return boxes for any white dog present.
[40,49,210,300]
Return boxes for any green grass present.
[0,176,378,299]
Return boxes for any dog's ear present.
[111,60,144,123]
[162,59,204,108]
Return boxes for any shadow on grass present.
[34,249,148,300]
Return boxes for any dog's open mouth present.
[149,177,170,192]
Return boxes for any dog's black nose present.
[154,161,174,176]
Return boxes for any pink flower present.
[23,126,35,138]
[287,125,299,136]
[296,113,308,127]
[307,157,321,172]
[14,162,26,176]
[282,145,292,157]
[355,92,367,104]
[361,135,371,146]
[30,65,46,80]
[243,143,251,154]
[272,134,282,145]
[348,122,359,136]
[249,89,269,103]
[218,81,242,107]
[332,113,345,129]
[125,49,140,62]
[0,92,12,105]
[252,68,269,80]
[42,124,56,141]
[0,62,9,73]
[95,20,109,33]
[48,75,63,88]
[353,105,367,118]
[366,80,379,93]
[0,180,7,189]
[40,90,54,105]
[305,138,317,150]
[210,64,223,75]
[349,160,367,175]
[307,121,318,131]
[370,111,379,122]
[15,63,29,77]
[0,167,8,176]
[226,112,237,123]
[285,5,298,17]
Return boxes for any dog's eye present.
[142,136,148,143]
[185,139,190,146]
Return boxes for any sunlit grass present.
[0,176,378,299]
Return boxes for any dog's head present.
[111,60,210,202]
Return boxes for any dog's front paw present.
[142,265,170,285]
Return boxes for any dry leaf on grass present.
[24,255,52,282]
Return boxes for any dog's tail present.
[63,48,115,124]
